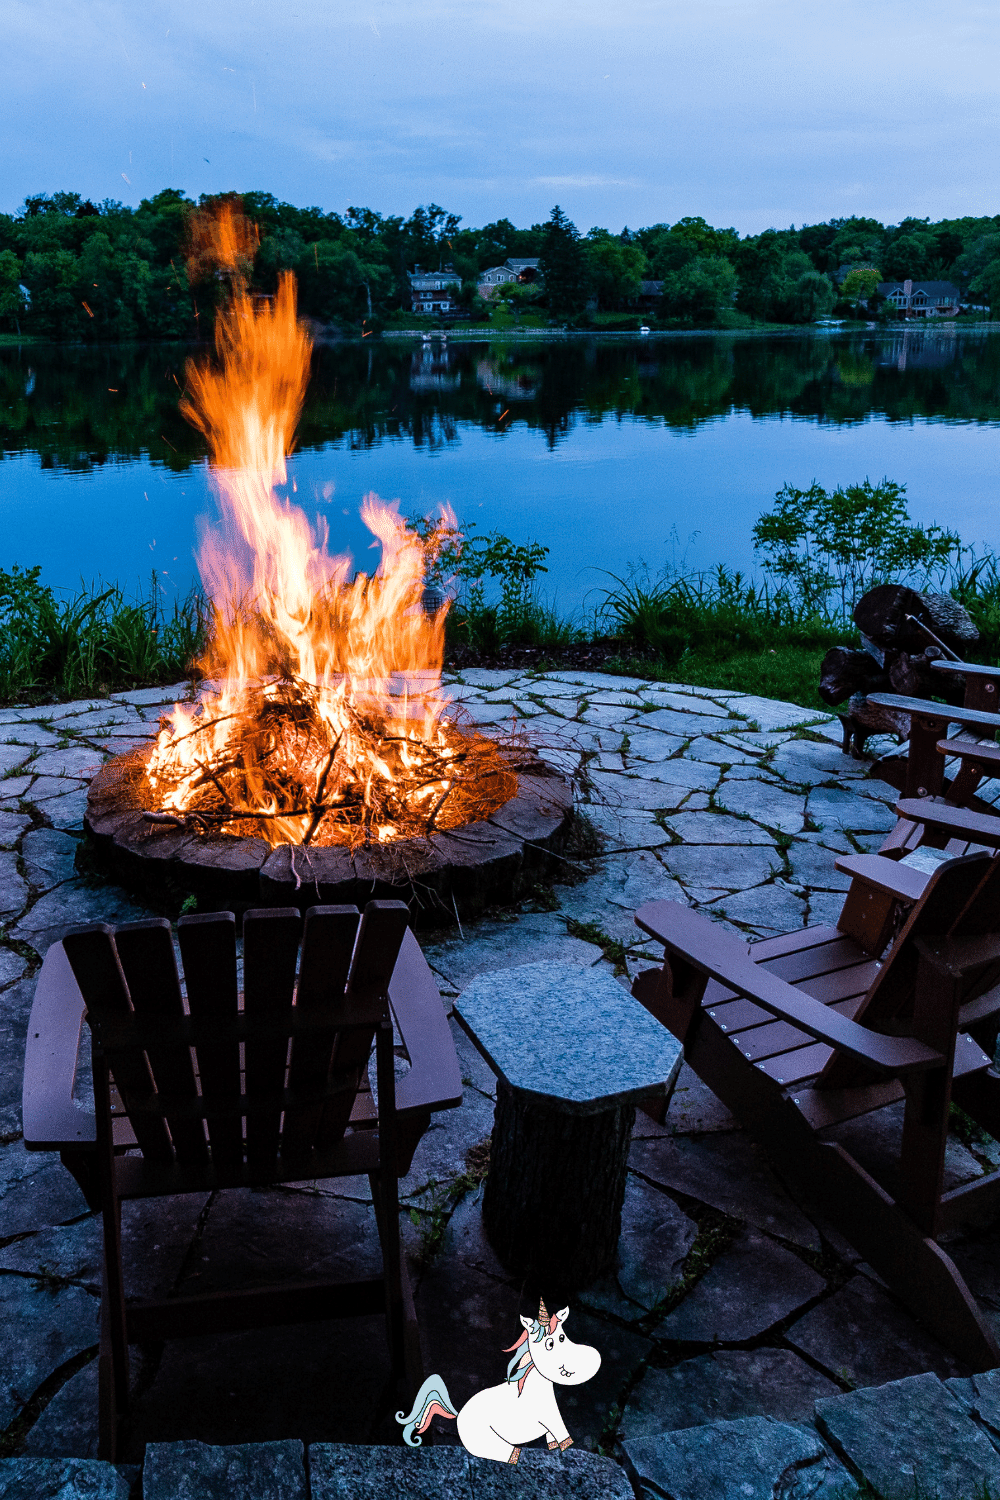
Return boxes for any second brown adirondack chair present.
[21,900,462,1460]
[631,850,1000,1370]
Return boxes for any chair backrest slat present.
[282,905,361,1161]
[243,908,301,1180]
[177,912,243,1172]
[819,852,997,1090]
[62,925,174,1164]
[852,853,993,1031]
[315,900,410,1151]
[114,919,209,1167]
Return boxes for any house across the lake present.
[409,265,462,315]
[477,258,542,299]
[877,279,961,318]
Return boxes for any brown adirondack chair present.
[868,656,1000,808]
[631,850,1000,1370]
[21,900,462,1460]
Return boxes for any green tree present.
[0,250,26,333]
[840,266,881,307]
[584,232,648,310]
[752,478,961,618]
[969,259,1000,313]
[295,240,390,326]
[658,255,738,324]
[539,207,589,317]
[785,270,836,322]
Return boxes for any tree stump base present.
[482,1077,636,1301]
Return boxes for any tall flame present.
[145,202,510,849]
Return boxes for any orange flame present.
[145,201,489,849]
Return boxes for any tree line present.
[1,189,998,341]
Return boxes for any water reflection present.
[1,331,998,477]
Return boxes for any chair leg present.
[811,1141,1000,1371]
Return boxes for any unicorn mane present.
[502,1311,557,1396]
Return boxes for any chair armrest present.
[388,928,463,1115]
[867,694,1000,734]
[931,660,1000,681]
[633,900,943,1076]
[896,797,1000,849]
[834,853,931,903]
[22,941,96,1151]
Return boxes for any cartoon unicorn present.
[396,1298,601,1464]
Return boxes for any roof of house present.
[505,259,540,271]
[409,264,461,286]
[877,280,960,298]
[640,281,664,296]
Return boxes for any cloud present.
[534,176,641,190]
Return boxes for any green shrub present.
[0,566,204,704]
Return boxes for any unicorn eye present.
[545,1337,554,1351]
[558,1333,565,1343]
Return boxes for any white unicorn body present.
[396,1301,600,1464]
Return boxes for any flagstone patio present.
[2,668,1000,1483]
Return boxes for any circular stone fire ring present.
[84,741,574,924]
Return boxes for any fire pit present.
[85,200,572,919]
[85,733,571,920]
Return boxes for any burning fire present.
[145,202,515,849]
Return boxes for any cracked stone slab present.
[0,1275,99,1428]
[664,811,775,845]
[630,1132,821,1247]
[580,1175,697,1319]
[622,1416,854,1500]
[621,729,687,762]
[581,805,673,848]
[113,682,194,706]
[634,708,746,738]
[143,1439,307,1500]
[26,750,105,780]
[0,851,28,916]
[684,737,760,766]
[38,790,91,830]
[0,1456,128,1499]
[806,786,896,833]
[815,1372,1000,1500]
[725,696,830,732]
[0,1219,101,1283]
[11,881,154,954]
[0,745,32,775]
[20,1359,99,1460]
[786,841,852,892]
[787,1273,967,1386]
[0,729,64,749]
[424,913,603,993]
[586,772,682,811]
[658,1227,824,1342]
[0,1142,91,1237]
[662,845,782,889]
[0,949,28,988]
[21,830,79,892]
[712,781,806,834]
[714,883,807,934]
[619,1349,840,1440]
[947,1367,1000,1445]
[0,811,32,846]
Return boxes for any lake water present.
[2,329,998,619]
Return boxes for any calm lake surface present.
[2,329,998,618]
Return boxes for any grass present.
[0,565,205,706]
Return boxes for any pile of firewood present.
[819,584,979,756]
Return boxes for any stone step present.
[0,1441,633,1500]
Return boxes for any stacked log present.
[819,585,978,756]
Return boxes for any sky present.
[4,0,1000,235]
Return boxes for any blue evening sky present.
[3,0,999,234]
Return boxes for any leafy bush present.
[752,478,961,620]
[0,566,205,703]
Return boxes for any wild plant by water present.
[0,566,205,703]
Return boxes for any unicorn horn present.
[538,1296,549,1324]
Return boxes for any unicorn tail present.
[395,1374,459,1447]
